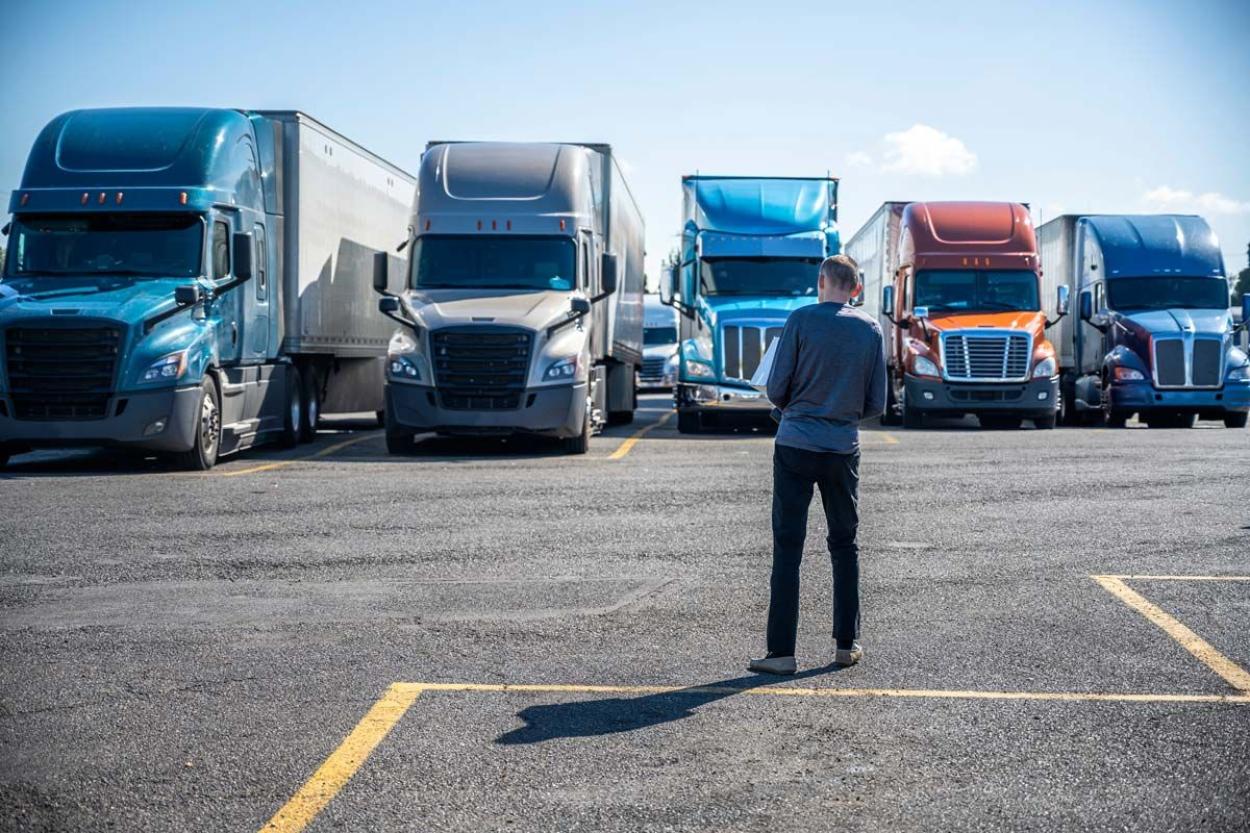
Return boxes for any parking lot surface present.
[2,395,1248,832]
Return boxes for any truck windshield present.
[644,326,677,346]
[411,235,575,291]
[5,213,204,278]
[1107,277,1229,311]
[913,269,1039,312]
[699,257,821,297]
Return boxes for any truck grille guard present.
[939,329,1032,383]
[3,321,123,421]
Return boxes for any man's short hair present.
[819,254,860,291]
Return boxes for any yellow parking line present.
[215,432,380,478]
[1101,575,1250,582]
[865,431,899,445]
[260,683,422,833]
[396,681,1249,705]
[608,411,674,460]
[1092,574,1250,693]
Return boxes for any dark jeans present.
[767,443,860,656]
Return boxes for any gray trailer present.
[1036,214,1078,376]
[844,201,908,369]
[375,141,645,454]
[259,112,417,423]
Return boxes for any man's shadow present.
[496,666,843,745]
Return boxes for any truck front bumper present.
[1106,379,1250,414]
[0,385,201,453]
[676,382,771,412]
[386,381,587,439]
[904,375,1060,418]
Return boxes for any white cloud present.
[845,151,873,169]
[880,124,977,176]
[1141,185,1250,215]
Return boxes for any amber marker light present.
[179,192,188,205]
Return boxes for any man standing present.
[749,255,887,675]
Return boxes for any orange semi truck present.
[846,201,1069,429]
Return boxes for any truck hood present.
[0,275,192,324]
[698,294,817,329]
[406,288,578,331]
[1120,308,1231,337]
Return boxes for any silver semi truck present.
[373,141,645,454]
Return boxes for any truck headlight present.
[387,332,422,381]
[686,360,715,379]
[543,356,579,381]
[1113,366,1145,381]
[388,356,421,381]
[912,355,940,378]
[1227,364,1250,382]
[1032,357,1057,378]
[141,351,187,383]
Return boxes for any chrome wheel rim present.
[200,392,220,456]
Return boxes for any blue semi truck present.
[1038,213,1250,428]
[0,107,415,469]
[660,176,841,432]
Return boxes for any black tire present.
[881,381,903,426]
[1224,411,1249,429]
[608,410,635,427]
[901,394,924,429]
[978,415,1022,430]
[1033,414,1057,430]
[385,423,417,454]
[1059,373,1079,426]
[677,410,701,434]
[563,394,592,454]
[298,365,320,443]
[173,376,221,471]
[375,410,386,428]
[1102,381,1128,428]
[277,366,301,449]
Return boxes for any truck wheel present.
[298,365,320,443]
[1059,374,1079,426]
[1033,414,1057,430]
[277,366,301,449]
[881,382,903,426]
[376,410,386,428]
[385,424,417,455]
[563,394,593,454]
[677,410,701,434]
[1101,382,1128,428]
[609,410,635,427]
[173,376,222,471]
[1224,412,1248,429]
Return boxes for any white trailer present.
[843,201,908,368]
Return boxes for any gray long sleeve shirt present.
[766,301,888,454]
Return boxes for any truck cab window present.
[212,221,229,280]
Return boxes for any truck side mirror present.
[1079,290,1092,322]
[570,297,592,316]
[378,296,400,314]
[882,285,895,318]
[600,252,619,296]
[232,232,254,281]
[660,265,677,306]
[174,285,203,306]
[1056,285,1070,317]
[372,251,389,295]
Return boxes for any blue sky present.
[3,0,1248,282]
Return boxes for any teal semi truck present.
[0,107,415,469]
[659,176,840,432]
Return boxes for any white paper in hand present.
[750,338,779,391]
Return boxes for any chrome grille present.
[640,356,667,380]
[722,324,784,382]
[941,331,1031,381]
[5,323,122,420]
[1153,337,1223,389]
[431,326,532,410]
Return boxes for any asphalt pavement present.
[2,394,1248,832]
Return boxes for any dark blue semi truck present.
[1038,214,1250,428]
[0,108,415,468]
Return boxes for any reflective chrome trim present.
[1152,334,1224,390]
[938,328,1033,382]
[719,322,785,383]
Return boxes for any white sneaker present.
[834,643,863,667]
[748,655,797,675]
